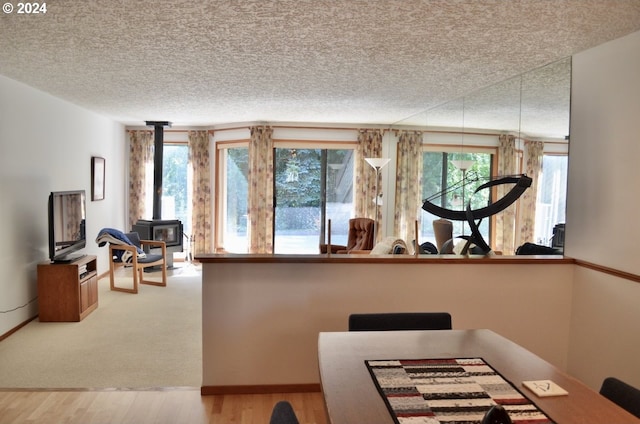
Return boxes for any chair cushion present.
[137,254,164,264]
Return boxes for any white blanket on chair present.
[370,237,411,255]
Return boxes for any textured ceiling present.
[1,0,639,134]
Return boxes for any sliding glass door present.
[273,148,354,254]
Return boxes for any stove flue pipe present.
[145,121,171,220]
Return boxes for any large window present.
[274,148,354,254]
[218,145,249,253]
[162,144,190,236]
[138,142,191,258]
[534,155,568,246]
[216,143,354,254]
[420,149,494,248]
[141,143,191,237]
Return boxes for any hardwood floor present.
[0,389,328,423]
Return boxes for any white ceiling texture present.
[1,0,639,135]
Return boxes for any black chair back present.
[600,377,640,418]
[125,232,142,248]
[269,401,300,424]
[348,312,452,331]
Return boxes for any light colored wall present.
[202,261,574,387]
[0,75,125,335]
[566,30,640,274]
[566,30,640,390]
[568,267,640,389]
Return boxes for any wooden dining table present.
[318,329,639,424]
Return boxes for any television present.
[48,190,87,263]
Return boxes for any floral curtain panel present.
[248,126,274,253]
[520,140,544,245]
[394,130,423,247]
[495,134,517,254]
[188,130,212,256]
[128,130,154,230]
[355,129,383,241]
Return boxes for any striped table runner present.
[366,357,554,424]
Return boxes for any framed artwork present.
[91,156,105,201]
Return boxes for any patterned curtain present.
[128,130,154,230]
[394,130,423,247]
[189,130,212,256]
[520,140,544,244]
[355,129,383,240]
[248,126,274,253]
[494,134,518,254]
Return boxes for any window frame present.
[215,140,249,252]
[272,140,357,254]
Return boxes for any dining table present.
[317,329,639,424]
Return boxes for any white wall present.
[202,260,574,388]
[0,75,126,335]
[568,267,640,389]
[566,30,640,390]
[566,30,640,274]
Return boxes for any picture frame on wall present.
[91,156,105,201]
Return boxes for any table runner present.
[366,357,554,424]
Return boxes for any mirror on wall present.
[521,57,571,139]
[391,57,571,254]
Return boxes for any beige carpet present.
[0,263,202,389]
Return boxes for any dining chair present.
[599,376,640,418]
[348,312,452,331]
[269,400,300,424]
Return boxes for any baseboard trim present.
[0,314,38,342]
[200,384,321,395]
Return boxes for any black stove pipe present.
[145,121,171,220]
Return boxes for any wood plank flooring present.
[0,389,327,423]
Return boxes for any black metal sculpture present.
[422,174,532,255]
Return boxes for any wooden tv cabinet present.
[37,255,98,322]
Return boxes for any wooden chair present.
[348,312,452,331]
[599,377,640,418]
[269,401,300,424]
[109,232,167,294]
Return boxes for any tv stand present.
[52,253,87,264]
[37,255,98,322]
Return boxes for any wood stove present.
[132,219,183,268]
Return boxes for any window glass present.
[221,147,249,253]
[162,144,190,236]
[534,155,568,246]
[274,148,354,254]
[420,151,493,248]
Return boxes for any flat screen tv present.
[48,190,87,263]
